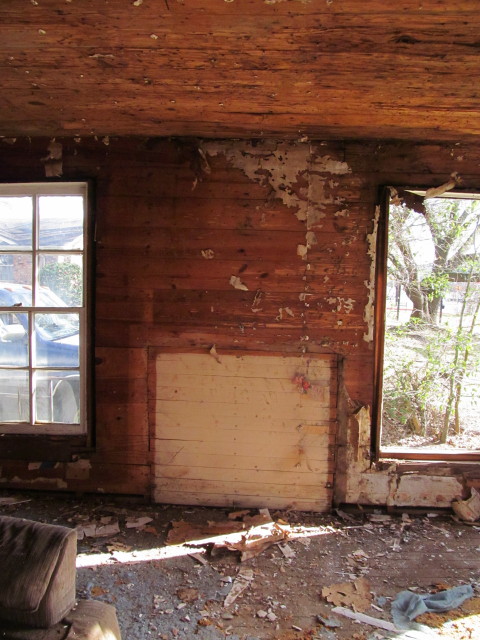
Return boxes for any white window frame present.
[0,182,88,435]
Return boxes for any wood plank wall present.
[0,137,479,505]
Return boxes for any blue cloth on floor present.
[392,584,474,631]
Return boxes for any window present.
[376,188,480,460]
[0,183,89,435]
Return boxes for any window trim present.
[0,181,91,437]
[374,186,480,462]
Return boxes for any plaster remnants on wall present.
[204,140,360,339]
[205,141,311,221]
[363,205,379,343]
[312,155,351,176]
[327,297,355,314]
[204,141,348,230]
[340,406,466,508]
[265,0,312,5]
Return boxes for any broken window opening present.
[376,188,480,460]
[0,182,90,435]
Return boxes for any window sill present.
[379,448,480,462]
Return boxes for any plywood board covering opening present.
[153,352,337,511]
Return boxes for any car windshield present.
[36,313,79,341]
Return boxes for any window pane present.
[35,371,80,424]
[38,196,84,250]
[0,197,32,250]
[0,370,29,422]
[0,312,28,366]
[381,195,480,454]
[0,278,34,307]
[34,313,79,367]
[0,255,13,281]
[37,255,83,307]
[0,183,86,434]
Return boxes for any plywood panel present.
[153,352,336,511]
[155,448,334,470]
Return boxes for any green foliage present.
[39,261,82,306]
[388,198,480,324]
[421,272,450,302]
[383,325,449,440]
[384,196,480,447]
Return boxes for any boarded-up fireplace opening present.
[153,352,337,511]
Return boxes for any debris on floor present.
[0,495,31,507]
[167,509,291,561]
[1,491,480,640]
[76,520,120,539]
[125,516,154,530]
[451,488,480,522]
[322,577,373,612]
[224,568,254,607]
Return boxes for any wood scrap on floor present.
[166,508,291,561]
[331,606,399,633]
[451,488,480,522]
[223,567,254,607]
[76,520,120,539]
[322,577,373,612]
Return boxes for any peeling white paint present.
[363,205,379,343]
[204,142,350,231]
[297,230,318,262]
[297,244,308,259]
[229,275,249,291]
[312,156,351,175]
[205,141,311,221]
[299,292,313,302]
[276,307,295,321]
[264,0,311,4]
[327,297,355,314]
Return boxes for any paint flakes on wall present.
[203,140,372,343]
[264,0,311,4]
[205,141,311,221]
[41,139,63,177]
[205,141,349,228]
[276,307,295,321]
[363,205,379,343]
[312,156,351,175]
[327,297,355,314]
[229,275,249,291]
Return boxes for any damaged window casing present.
[374,185,480,462]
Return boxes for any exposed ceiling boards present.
[1,0,479,141]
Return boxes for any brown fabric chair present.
[0,600,122,640]
[0,516,77,628]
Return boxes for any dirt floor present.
[1,491,480,640]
